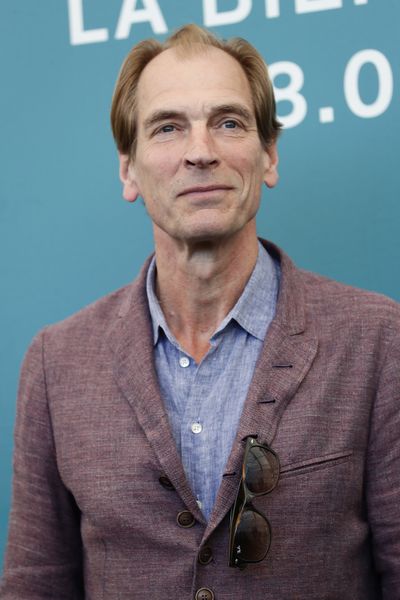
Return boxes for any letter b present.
[203,0,251,26]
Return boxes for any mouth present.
[177,185,234,197]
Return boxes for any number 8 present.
[269,61,308,129]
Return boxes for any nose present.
[183,125,220,169]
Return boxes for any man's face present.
[120,46,278,245]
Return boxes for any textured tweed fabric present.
[1,240,400,599]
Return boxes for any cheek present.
[139,153,180,190]
[223,141,267,178]
[236,158,267,190]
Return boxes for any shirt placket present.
[179,340,223,519]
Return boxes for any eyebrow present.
[143,103,254,131]
[143,110,184,131]
[208,103,253,123]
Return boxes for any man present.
[1,24,399,600]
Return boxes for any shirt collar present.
[146,241,279,346]
[146,257,170,345]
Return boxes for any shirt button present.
[176,510,196,528]
[191,422,202,434]
[179,356,190,368]
[195,588,215,600]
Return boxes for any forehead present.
[136,46,254,119]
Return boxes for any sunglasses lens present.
[235,508,271,561]
[245,445,279,495]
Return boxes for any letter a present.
[115,0,168,39]
[203,0,251,27]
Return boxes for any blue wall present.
[1,0,399,569]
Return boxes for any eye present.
[222,119,239,129]
[155,124,177,135]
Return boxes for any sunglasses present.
[228,436,280,569]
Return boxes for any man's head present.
[111,24,281,159]
[112,25,281,246]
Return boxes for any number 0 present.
[344,50,393,118]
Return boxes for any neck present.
[153,224,259,363]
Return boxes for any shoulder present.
[45,283,132,338]
[264,239,400,337]
[30,259,151,360]
[294,269,400,362]
[299,268,400,327]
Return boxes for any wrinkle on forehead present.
[136,46,254,120]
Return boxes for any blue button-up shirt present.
[146,242,279,519]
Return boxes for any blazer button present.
[159,475,175,490]
[195,588,215,600]
[176,510,196,528]
[198,546,213,565]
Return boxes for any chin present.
[178,223,245,245]
[155,212,252,246]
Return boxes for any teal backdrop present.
[1,0,399,570]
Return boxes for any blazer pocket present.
[279,450,354,479]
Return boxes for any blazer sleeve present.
[0,330,84,600]
[366,330,400,599]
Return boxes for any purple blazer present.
[1,241,400,599]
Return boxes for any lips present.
[177,184,233,196]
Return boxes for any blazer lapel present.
[204,242,318,538]
[106,259,205,523]
[106,241,318,538]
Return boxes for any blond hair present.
[111,24,281,158]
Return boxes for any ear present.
[119,153,140,203]
[263,142,279,189]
